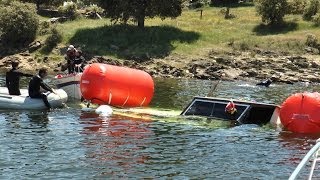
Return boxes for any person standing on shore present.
[6,61,33,95]
[64,45,77,74]
[28,68,55,109]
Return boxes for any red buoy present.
[80,63,154,107]
[280,92,320,133]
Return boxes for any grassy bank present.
[36,6,320,61]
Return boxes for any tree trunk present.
[36,0,40,10]
[137,16,145,28]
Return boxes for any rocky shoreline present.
[1,49,319,84]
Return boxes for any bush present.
[0,1,39,48]
[303,0,320,21]
[255,0,288,25]
[287,0,307,14]
[44,27,62,49]
[306,34,318,47]
[38,21,51,35]
[58,2,79,20]
[312,13,320,26]
[84,4,104,18]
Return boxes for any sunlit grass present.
[36,6,320,59]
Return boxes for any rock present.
[311,61,320,68]
[28,41,42,53]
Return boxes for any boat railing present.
[289,138,320,180]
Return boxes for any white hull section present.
[54,73,82,100]
[0,87,68,110]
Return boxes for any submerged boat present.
[54,73,82,100]
[0,87,68,110]
[181,96,281,125]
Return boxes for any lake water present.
[0,77,320,179]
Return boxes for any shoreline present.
[1,50,320,84]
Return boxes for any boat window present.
[183,100,249,121]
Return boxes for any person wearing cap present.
[6,61,33,95]
[64,45,77,74]
[73,50,86,72]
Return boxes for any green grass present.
[36,6,320,60]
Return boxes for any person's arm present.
[40,79,53,92]
[16,71,33,77]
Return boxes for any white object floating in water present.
[95,105,113,116]
[81,107,94,112]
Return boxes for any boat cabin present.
[181,96,280,125]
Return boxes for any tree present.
[18,0,64,10]
[97,0,183,28]
[256,0,288,25]
[0,1,39,48]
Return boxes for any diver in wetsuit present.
[256,78,272,87]
[6,61,33,95]
[28,68,55,109]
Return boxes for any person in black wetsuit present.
[6,61,33,95]
[256,78,272,87]
[28,68,55,109]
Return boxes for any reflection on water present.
[79,112,154,178]
[0,77,320,179]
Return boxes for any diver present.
[28,68,55,109]
[6,61,33,95]
[256,78,272,87]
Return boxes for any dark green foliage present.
[41,27,62,54]
[303,0,320,21]
[188,0,208,9]
[58,2,79,20]
[0,1,39,48]
[38,21,51,35]
[18,0,64,9]
[312,13,320,26]
[210,0,239,6]
[287,0,307,14]
[97,0,183,28]
[256,0,288,25]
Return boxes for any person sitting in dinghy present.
[28,68,55,109]
[6,61,33,95]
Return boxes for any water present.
[0,76,320,179]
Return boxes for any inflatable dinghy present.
[0,87,68,110]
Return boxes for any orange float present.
[280,92,320,133]
[80,63,154,107]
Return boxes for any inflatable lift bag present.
[80,63,154,107]
[280,92,320,133]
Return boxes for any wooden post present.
[200,10,203,19]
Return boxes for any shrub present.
[58,2,79,20]
[287,0,307,14]
[0,1,39,48]
[306,34,318,47]
[255,0,288,25]
[44,27,62,49]
[303,0,320,21]
[38,21,51,35]
[84,4,104,18]
[312,13,320,26]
